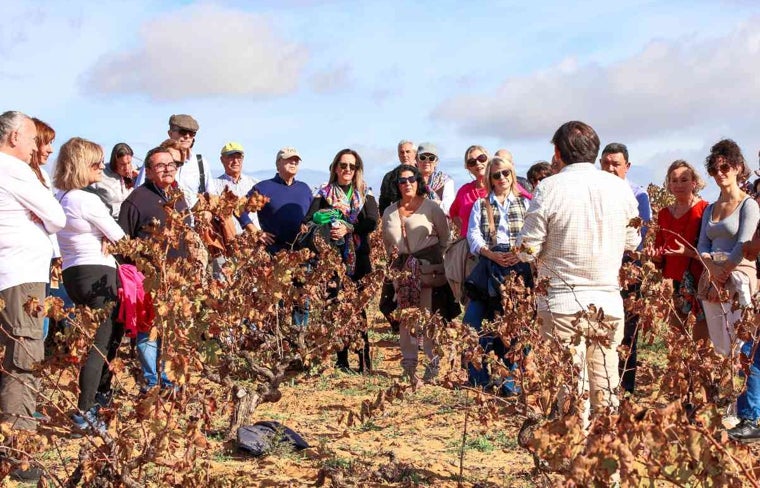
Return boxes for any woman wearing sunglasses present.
[381,164,457,387]
[416,142,455,216]
[54,137,126,435]
[304,148,378,372]
[696,139,758,358]
[449,145,490,237]
[463,156,533,396]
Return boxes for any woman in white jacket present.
[54,137,126,434]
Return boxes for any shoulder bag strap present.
[197,154,206,193]
[483,197,496,244]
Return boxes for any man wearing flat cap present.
[240,147,312,254]
[136,114,211,209]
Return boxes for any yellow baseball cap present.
[221,142,244,156]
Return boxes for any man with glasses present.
[600,142,651,395]
[135,114,210,209]
[211,142,259,230]
[119,147,190,251]
[240,147,312,253]
[379,139,417,214]
[119,147,191,392]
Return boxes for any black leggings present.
[63,265,123,412]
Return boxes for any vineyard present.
[2,186,760,487]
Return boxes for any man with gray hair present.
[379,139,417,214]
[0,110,66,481]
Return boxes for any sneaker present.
[727,418,760,444]
[71,408,107,437]
[95,390,113,409]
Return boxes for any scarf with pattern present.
[316,183,367,276]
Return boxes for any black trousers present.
[62,265,123,412]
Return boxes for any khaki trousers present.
[538,309,624,428]
[0,282,46,432]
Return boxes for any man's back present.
[518,163,640,314]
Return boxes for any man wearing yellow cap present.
[212,142,259,230]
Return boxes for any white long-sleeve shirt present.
[55,189,125,270]
[516,162,640,317]
[467,192,528,255]
[0,152,66,290]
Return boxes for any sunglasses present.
[418,154,437,162]
[466,153,488,167]
[490,169,512,180]
[707,162,732,176]
[90,159,104,168]
[338,162,357,171]
[173,128,196,138]
[397,175,416,186]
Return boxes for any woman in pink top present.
[449,145,489,237]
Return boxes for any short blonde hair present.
[485,157,518,196]
[464,145,490,170]
[53,137,103,191]
[664,159,706,195]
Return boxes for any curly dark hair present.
[391,164,426,197]
[705,139,750,183]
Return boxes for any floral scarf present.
[425,170,451,202]
[316,183,367,276]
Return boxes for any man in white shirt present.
[208,142,259,279]
[135,114,211,209]
[516,120,640,427]
[211,142,259,231]
[0,111,66,475]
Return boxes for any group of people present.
[2,108,760,483]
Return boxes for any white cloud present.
[432,17,760,142]
[81,3,309,100]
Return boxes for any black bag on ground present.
[237,421,309,456]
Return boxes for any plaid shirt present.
[516,163,640,316]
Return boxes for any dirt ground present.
[8,310,545,487]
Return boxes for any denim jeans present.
[463,299,519,395]
[136,332,171,389]
[737,340,760,421]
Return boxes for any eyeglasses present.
[338,162,357,171]
[490,169,512,180]
[173,159,184,167]
[90,160,104,168]
[152,162,178,171]
[397,175,416,186]
[173,128,196,138]
[707,162,732,176]
[418,154,437,162]
[466,153,488,167]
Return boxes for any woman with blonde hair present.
[463,156,532,395]
[652,160,709,340]
[54,137,126,434]
[449,145,490,236]
[304,149,379,372]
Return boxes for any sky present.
[3,0,760,199]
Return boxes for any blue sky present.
[3,0,759,198]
